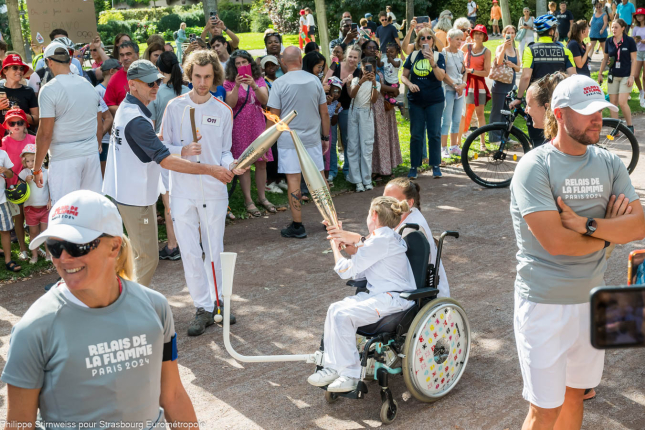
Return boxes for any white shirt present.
[398,208,450,298]
[95,84,111,144]
[382,57,400,85]
[27,65,80,94]
[468,1,477,16]
[351,77,380,108]
[334,227,416,295]
[306,14,316,27]
[19,168,49,208]
[161,93,235,201]
[300,16,307,27]
[0,150,13,205]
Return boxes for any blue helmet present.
[534,14,559,33]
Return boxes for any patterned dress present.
[371,72,402,176]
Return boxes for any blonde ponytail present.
[370,196,410,228]
[115,235,137,282]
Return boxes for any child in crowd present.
[261,55,280,90]
[490,0,502,37]
[17,144,50,264]
[2,108,34,261]
[382,42,402,105]
[325,77,344,180]
[0,145,19,272]
[331,45,344,69]
[348,56,380,192]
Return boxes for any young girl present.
[325,77,343,183]
[309,196,416,393]
[382,43,401,105]
[2,107,34,261]
[348,56,380,192]
[18,144,50,264]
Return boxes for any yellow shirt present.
[522,36,575,70]
[491,5,502,20]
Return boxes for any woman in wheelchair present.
[384,177,450,298]
[308,197,417,393]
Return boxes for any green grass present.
[0,236,55,282]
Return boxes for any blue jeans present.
[329,123,338,178]
[441,88,466,136]
[410,101,444,168]
[337,109,350,177]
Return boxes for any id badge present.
[616,62,621,69]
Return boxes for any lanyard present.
[614,36,624,62]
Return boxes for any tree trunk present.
[6,0,25,58]
[202,0,218,26]
[314,0,330,61]
[536,0,547,17]
[500,0,511,28]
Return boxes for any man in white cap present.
[103,59,232,288]
[33,41,103,205]
[510,74,645,429]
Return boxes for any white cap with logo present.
[551,75,618,115]
[29,190,123,250]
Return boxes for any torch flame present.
[263,109,290,132]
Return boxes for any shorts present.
[308,25,316,36]
[24,205,49,226]
[99,142,109,162]
[278,144,324,174]
[590,37,607,42]
[0,201,15,231]
[514,291,604,409]
[637,51,645,62]
[607,76,634,94]
[466,89,487,105]
[492,19,499,26]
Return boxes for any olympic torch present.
[233,110,298,170]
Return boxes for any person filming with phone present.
[510,74,645,430]
[201,11,239,52]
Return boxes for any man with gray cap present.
[33,41,103,205]
[103,59,230,287]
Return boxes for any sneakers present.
[327,174,335,184]
[187,307,214,336]
[407,167,418,179]
[281,222,307,238]
[364,183,373,191]
[276,180,288,191]
[355,183,365,192]
[159,245,181,261]
[327,375,359,392]
[441,148,451,159]
[449,145,462,156]
[308,367,339,387]
[432,166,442,178]
[265,182,283,194]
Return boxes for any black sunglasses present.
[143,78,162,88]
[46,235,108,259]
[8,120,25,127]
[418,36,431,41]
[7,65,23,72]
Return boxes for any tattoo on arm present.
[290,191,301,212]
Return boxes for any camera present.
[190,34,196,43]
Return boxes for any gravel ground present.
[1,119,645,429]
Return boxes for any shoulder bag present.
[489,51,514,84]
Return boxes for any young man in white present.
[161,50,246,336]
[510,75,645,429]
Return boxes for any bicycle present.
[460,90,640,188]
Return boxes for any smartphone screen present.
[417,16,430,24]
[590,285,645,349]
[237,64,252,78]
[365,64,373,73]
[351,23,358,32]
[628,250,645,285]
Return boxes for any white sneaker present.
[364,183,373,191]
[441,149,450,159]
[308,368,339,387]
[265,182,283,194]
[276,180,288,191]
[355,183,365,192]
[449,145,462,156]
[327,375,359,392]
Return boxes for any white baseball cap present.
[551,75,618,115]
[43,41,70,63]
[29,190,123,250]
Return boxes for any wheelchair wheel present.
[379,398,398,424]
[324,391,340,404]
[401,298,471,402]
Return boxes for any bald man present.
[266,46,330,239]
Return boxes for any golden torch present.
[290,130,342,235]
[233,110,297,170]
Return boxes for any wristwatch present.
[321,135,330,141]
[354,236,366,248]
[584,218,598,236]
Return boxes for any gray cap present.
[100,58,123,72]
[126,59,163,83]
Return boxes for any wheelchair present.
[316,226,471,424]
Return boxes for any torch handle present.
[189,107,198,142]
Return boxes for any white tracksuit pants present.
[170,196,227,312]
[346,106,375,186]
[323,291,413,378]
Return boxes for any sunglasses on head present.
[46,235,109,259]
[8,120,25,127]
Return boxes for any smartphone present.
[590,285,645,349]
[210,10,218,19]
[331,56,339,63]
[0,92,6,99]
[351,23,358,32]
[422,43,429,51]
[190,34,196,43]
[365,64,373,73]
[237,64,252,78]
[506,35,511,40]
[628,250,645,285]
[417,16,430,24]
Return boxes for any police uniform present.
[160,94,234,312]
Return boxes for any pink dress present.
[1,134,34,186]
[223,77,273,162]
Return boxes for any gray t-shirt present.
[148,83,189,134]
[1,279,176,429]
[39,73,101,162]
[267,70,326,149]
[510,143,639,305]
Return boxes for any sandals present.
[5,260,21,272]
[259,198,277,214]
[245,202,261,218]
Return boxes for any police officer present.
[510,14,577,146]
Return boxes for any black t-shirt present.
[0,84,38,125]
[403,51,446,107]
[606,35,637,77]
[366,20,378,34]
[331,63,363,109]
[556,10,574,38]
[567,40,590,76]
[376,24,399,52]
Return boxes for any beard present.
[195,86,211,97]
[563,119,600,146]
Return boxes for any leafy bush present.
[97,20,134,45]
[250,7,273,33]
[98,10,125,25]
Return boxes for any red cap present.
[493,0,498,3]
[1,54,29,74]
[636,7,645,16]
[471,24,489,42]
[300,9,305,15]
[3,108,29,129]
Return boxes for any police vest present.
[102,100,163,207]
[528,42,568,83]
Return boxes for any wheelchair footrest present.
[319,381,369,399]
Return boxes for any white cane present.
[189,107,223,323]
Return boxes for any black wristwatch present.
[321,135,330,141]
[584,218,598,236]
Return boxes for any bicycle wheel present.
[599,119,639,174]
[461,123,532,188]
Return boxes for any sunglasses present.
[90,49,98,52]
[8,120,25,127]
[140,78,162,88]
[418,36,431,41]
[46,235,108,259]
[6,65,23,72]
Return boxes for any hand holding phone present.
[237,64,252,79]
[351,23,358,32]
[189,34,196,43]
[365,64,373,73]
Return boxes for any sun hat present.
[328,76,344,89]
[3,108,29,129]
[126,59,164,83]
[1,54,29,74]
[20,143,36,157]
[636,7,645,16]
[260,55,279,69]
[29,190,124,250]
[551,75,618,115]
[470,24,489,42]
